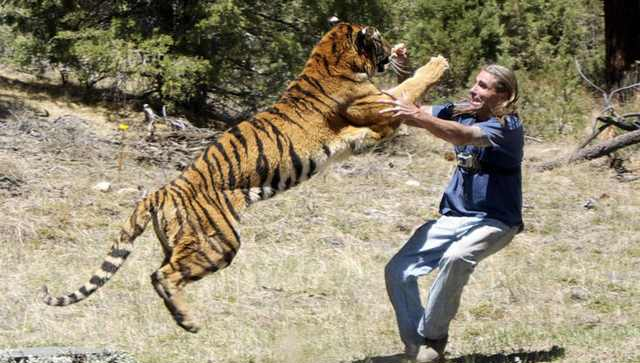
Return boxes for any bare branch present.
[254,12,304,32]
[575,59,607,98]
[609,81,640,99]
[597,116,640,131]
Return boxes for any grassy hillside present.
[1,70,639,363]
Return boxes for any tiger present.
[42,22,449,333]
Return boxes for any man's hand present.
[377,91,423,118]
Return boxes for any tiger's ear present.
[356,26,382,54]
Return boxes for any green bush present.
[400,0,504,92]
[382,0,604,139]
[57,27,133,88]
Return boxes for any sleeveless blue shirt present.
[433,103,524,228]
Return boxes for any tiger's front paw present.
[428,55,449,70]
[416,55,449,84]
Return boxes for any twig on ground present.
[616,174,640,183]
[132,127,221,169]
[525,135,544,143]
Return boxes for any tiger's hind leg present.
[150,231,239,333]
[151,209,172,265]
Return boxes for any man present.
[379,49,524,363]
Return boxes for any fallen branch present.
[616,174,640,183]
[597,115,640,131]
[539,60,640,173]
[132,127,221,170]
[535,128,640,171]
[576,124,610,150]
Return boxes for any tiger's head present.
[353,24,392,76]
[308,22,394,78]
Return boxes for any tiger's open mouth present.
[377,56,390,73]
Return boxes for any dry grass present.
[1,89,640,363]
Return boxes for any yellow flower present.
[118,123,129,131]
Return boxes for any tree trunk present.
[604,0,640,88]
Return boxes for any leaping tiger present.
[42,22,449,333]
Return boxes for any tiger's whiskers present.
[389,57,411,76]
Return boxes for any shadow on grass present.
[0,74,229,127]
[0,74,140,109]
[355,345,565,363]
[448,345,565,363]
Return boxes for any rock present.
[569,287,590,301]
[583,198,596,209]
[405,179,420,187]
[34,108,49,118]
[93,181,111,192]
[0,175,24,193]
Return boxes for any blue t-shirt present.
[433,103,524,228]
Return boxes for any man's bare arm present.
[343,56,449,127]
[381,104,492,147]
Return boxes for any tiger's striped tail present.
[41,193,155,306]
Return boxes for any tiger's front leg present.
[343,55,449,127]
[384,55,449,100]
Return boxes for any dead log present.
[535,128,640,171]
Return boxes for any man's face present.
[468,70,508,115]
